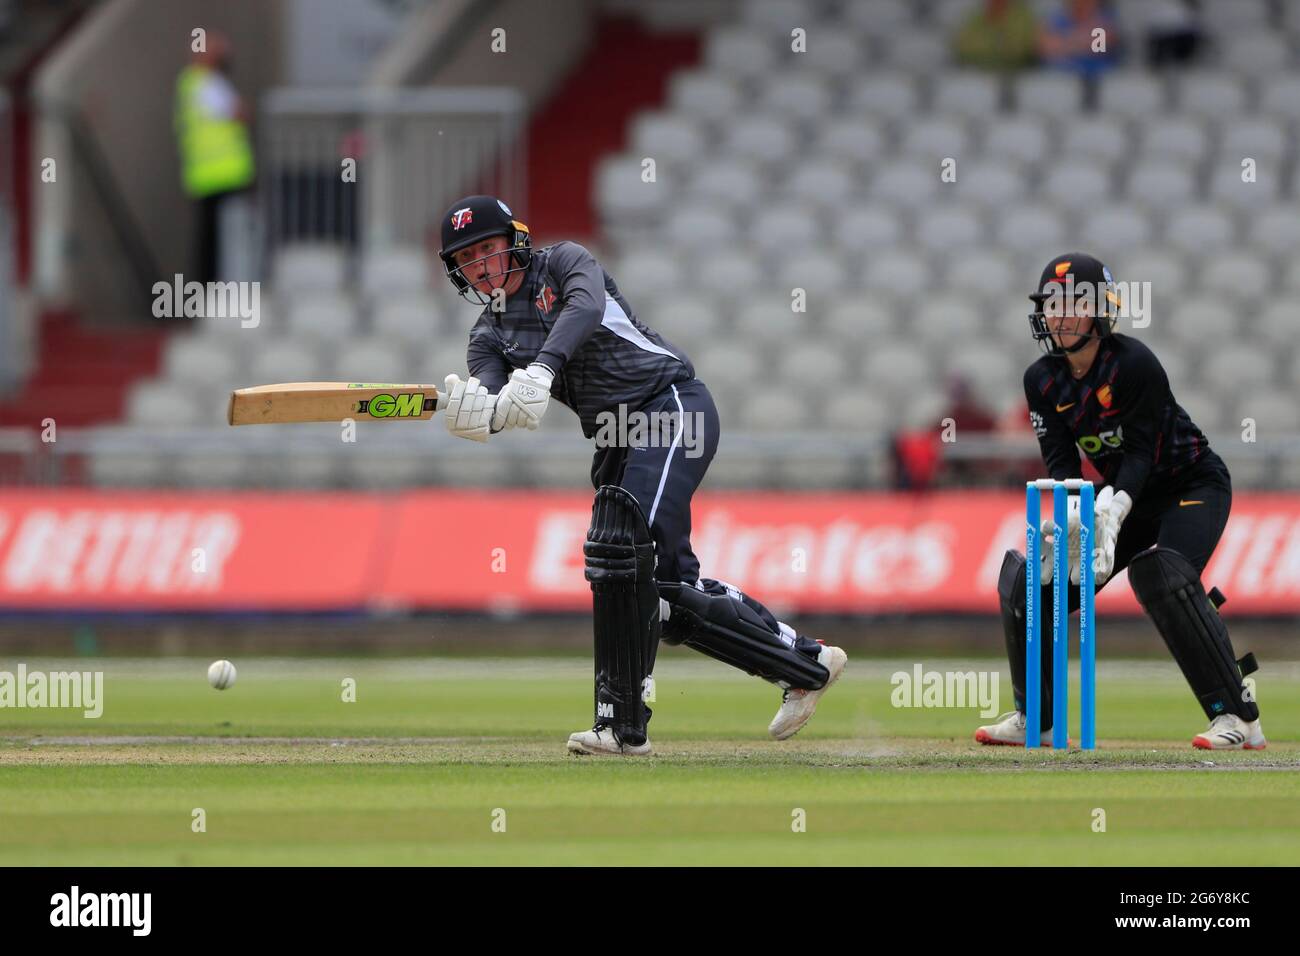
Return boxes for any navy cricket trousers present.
[589,378,720,585]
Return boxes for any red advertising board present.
[1,490,1298,615]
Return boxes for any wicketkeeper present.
[436,195,847,756]
[977,252,1263,750]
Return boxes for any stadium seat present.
[1221,33,1291,76]
[247,340,325,385]
[705,26,776,78]
[900,116,970,161]
[864,249,929,300]
[630,112,706,165]
[1219,118,1289,164]
[1236,389,1300,435]
[665,202,737,250]
[1139,117,1210,166]
[359,247,428,297]
[793,30,862,75]
[1258,76,1300,121]
[645,296,722,347]
[163,334,242,390]
[980,117,1053,166]
[779,341,853,385]
[274,244,346,293]
[687,157,764,209]
[125,380,203,427]
[842,0,914,36]
[722,114,798,165]
[324,338,411,382]
[285,294,358,342]
[1163,205,1236,254]
[1058,117,1129,164]
[750,202,819,251]
[691,250,762,296]
[1098,74,1166,120]
[1254,302,1297,349]
[1081,203,1154,254]
[915,206,984,252]
[371,296,440,345]
[595,156,674,222]
[1120,251,1188,304]
[1203,345,1274,399]
[825,389,894,434]
[1198,253,1270,304]
[914,294,984,345]
[742,0,816,30]
[776,253,850,295]
[932,72,1001,115]
[755,73,833,118]
[669,70,743,120]
[783,159,856,208]
[879,30,948,72]
[1208,164,1281,209]
[1168,301,1223,348]
[994,204,1068,255]
[738,388,810,430]
[1039,162,1111,210]
[944,249,1018,300]
[862,341,929,395]
[831,203,902,250]
[1014,72,1082,115]
[868,161,941,207]
[846,73,921,119]
[615,248,685,304]
[815,122,888,165]
[1201,0,1270,32]
[821,298,896,340]
[1126,161,1196,207]
[1177,72,1248,121]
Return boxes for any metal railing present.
[260,87,527,263]
[4,426,1300,491]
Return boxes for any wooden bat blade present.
[228,382,445,425]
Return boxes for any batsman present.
[435,195,847,756]
[977,253,1263,751]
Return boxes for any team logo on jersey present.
[1096,384,1113,408]
[450,207,474,230]
[535,284,556,314]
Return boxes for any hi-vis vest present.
[174,65,255,198]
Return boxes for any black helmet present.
[437,195,532,305]
[1028,252,1120,356]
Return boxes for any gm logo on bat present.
[355,392,431,418]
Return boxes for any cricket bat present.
[228,382,448,426]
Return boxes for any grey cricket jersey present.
[464,241,695,438]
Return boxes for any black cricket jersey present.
[1024,333,1218,503]
[465,241,694,438]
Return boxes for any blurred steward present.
[1141,0,1204,68]
[953,0,1040,73]
[173,31,255,283]
[942,375,999,485]
[1039,0,1122,107]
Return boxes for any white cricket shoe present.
[974,711,1060,747]
[566,726,653,757]
[1192,714,1266,751]
[768,645,848,740]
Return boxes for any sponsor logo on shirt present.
[1096,384,1113,408]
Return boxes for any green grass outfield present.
[1,656,1298,865]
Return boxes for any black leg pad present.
[1128,547,1260,721]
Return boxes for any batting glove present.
[1092,485,1132,585]
[443,373,494,442]
[1040,495,1082,586]
[492,362,553,432]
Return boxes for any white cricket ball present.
[208,659,237,690]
